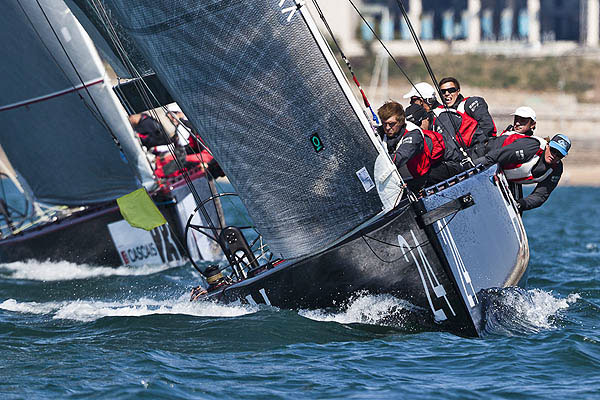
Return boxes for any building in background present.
[315,0,600,56]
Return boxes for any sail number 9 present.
[311,133,324,152]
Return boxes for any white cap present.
[511,106,536,121]
[403,82,437,100]
[166,103,182,114]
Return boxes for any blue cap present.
[549,134,571,157]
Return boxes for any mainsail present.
[0,0,155,206]
[100,0,400,259]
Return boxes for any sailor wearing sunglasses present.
[434,77,497,154]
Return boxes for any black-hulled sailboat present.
[65,0,527,336]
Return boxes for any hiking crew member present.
[435,77,497,157]
[501,106,537,136]
[403,82,441,130]
[474,133,571,211]
[378,102,444,190]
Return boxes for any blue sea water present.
[0,186,598,399]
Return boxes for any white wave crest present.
[300,293,421,325]
[0,259,175,281]
[0,294,258,322]
[512,289,579,330]
[485,288,580,335]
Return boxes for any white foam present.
[495,288,580,332]
[300,293,419,325]
[0,298,60,314]
[0,259,175,281]
[521,289,579,329]
[0,294,258,322]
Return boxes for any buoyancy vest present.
[393,122,445,179]
[434,98,479,147]
[500,134,553,184]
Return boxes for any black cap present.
[405,104,428,125]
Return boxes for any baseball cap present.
[511,106,536,121]
[549,134,571,157]
[405,104,428,125]
[166,103,182,114]
[403,82,437,100]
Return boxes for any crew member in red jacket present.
[378,101,445,190]
[436,77,497,157]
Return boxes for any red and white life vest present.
[393,121,445,179]
[501,134,552,184]
[434,97,497,147]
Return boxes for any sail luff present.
[299,4,403,211]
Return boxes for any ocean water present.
[0,186,598,399]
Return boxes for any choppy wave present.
[0,295,258,322]
[482,287,580,336]
[300,293,425,330]
[0,260,177,281]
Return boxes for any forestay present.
[0,0,155,206]
[101,0,401,259]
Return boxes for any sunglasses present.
[383,121,398,128]
[440,87,458,94]
[550,148,564,159]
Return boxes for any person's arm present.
[474,137,540,168]
[392,130,423,168]
[464,96,496,142]
[518,162,563,211]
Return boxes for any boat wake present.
[0,295,258,322]
[0,259,178,281]
[480,287,579,336]
[300,292,427,331]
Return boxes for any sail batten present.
[101,0,395,258]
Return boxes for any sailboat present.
[0,0,223,268]
[19,0,529,336]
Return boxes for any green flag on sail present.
[117,188,166,231]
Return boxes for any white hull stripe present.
[0,78,104,112]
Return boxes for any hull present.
[0,173,222,267]
[200,165,529,337]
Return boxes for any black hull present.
[200,166,529,337]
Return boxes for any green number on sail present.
[311,133,323,152]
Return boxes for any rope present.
[312,0,380,124]
[394,0,474,167]
[88,0,224,244]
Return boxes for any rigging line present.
[14,0,109,133]
[394,0,474,167]
[91,1,254,236]
[29,0,125,153]
[345,0,423,98]
[86,2,199,192]
[312,0,379,124]
[89,1,222,238]
[92,2,215,206]
[361,210,460,263]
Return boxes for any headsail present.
[100,0,400,259]
[0,0,155,206]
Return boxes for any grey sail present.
[100,0,400,259]
[0,0,155,206]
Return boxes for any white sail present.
[0,0,155,206]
